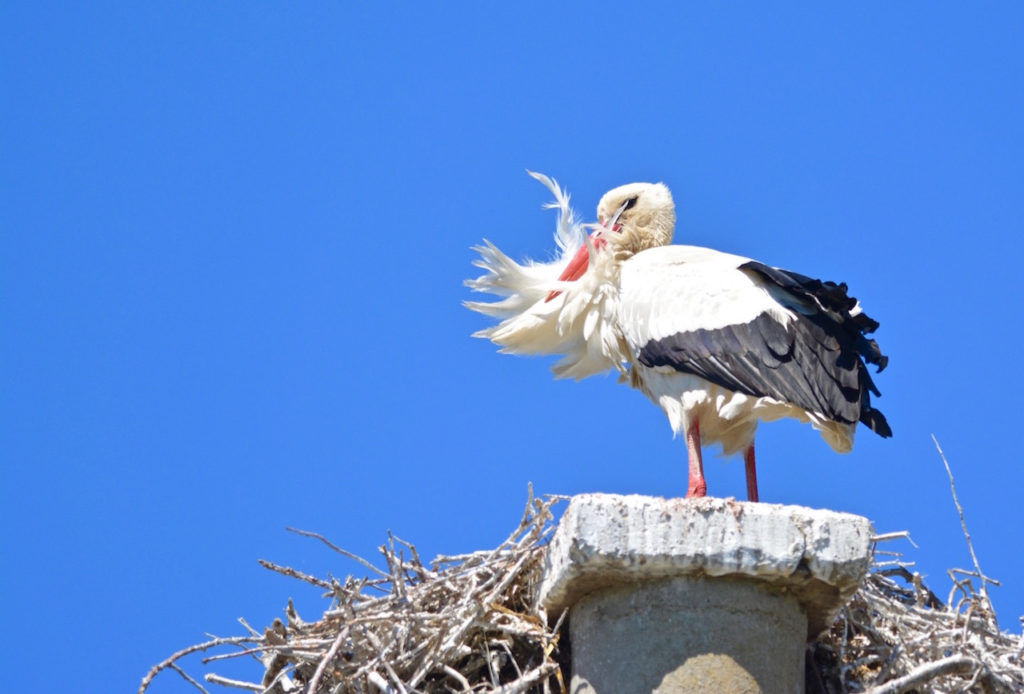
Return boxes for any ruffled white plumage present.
[464,173,629,381]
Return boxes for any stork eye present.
[623,196,638,211]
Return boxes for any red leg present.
[744,443,759,502]
[686,419,707,498]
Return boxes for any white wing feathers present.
[617,246,793,351]
[464,175,628,380]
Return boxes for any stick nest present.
[809,551,1024,693]
[142,488,566,694]
[142,488,1023,694]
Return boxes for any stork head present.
[546,181,676,302]
[596,182,675,254]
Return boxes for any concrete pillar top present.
[537,493,873,636]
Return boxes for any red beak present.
[545,232,607,302]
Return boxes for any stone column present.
[537,494,873,694]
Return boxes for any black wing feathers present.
[637,261,891,438]
[741,261,888,372]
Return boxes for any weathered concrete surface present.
[538,494,873,637]
[537,494,874,694]
[571,576,805,694]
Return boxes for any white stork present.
[465,173,890,501]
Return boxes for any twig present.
[139,636,260,694]
[949,567,1001,587]
[258,559,334,589]
[443,663,473,692]
[307,625,350,694]
[202,673,263,691]
[287,526,390,578]
[496,661,559,694]
[932,434,997,613]
[863,654,978,694]
[367,671,394,693]
[871,530,917,548]
[169,663,210,694]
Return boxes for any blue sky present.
[3,3,1023,692]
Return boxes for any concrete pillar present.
[537,494,873,694]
